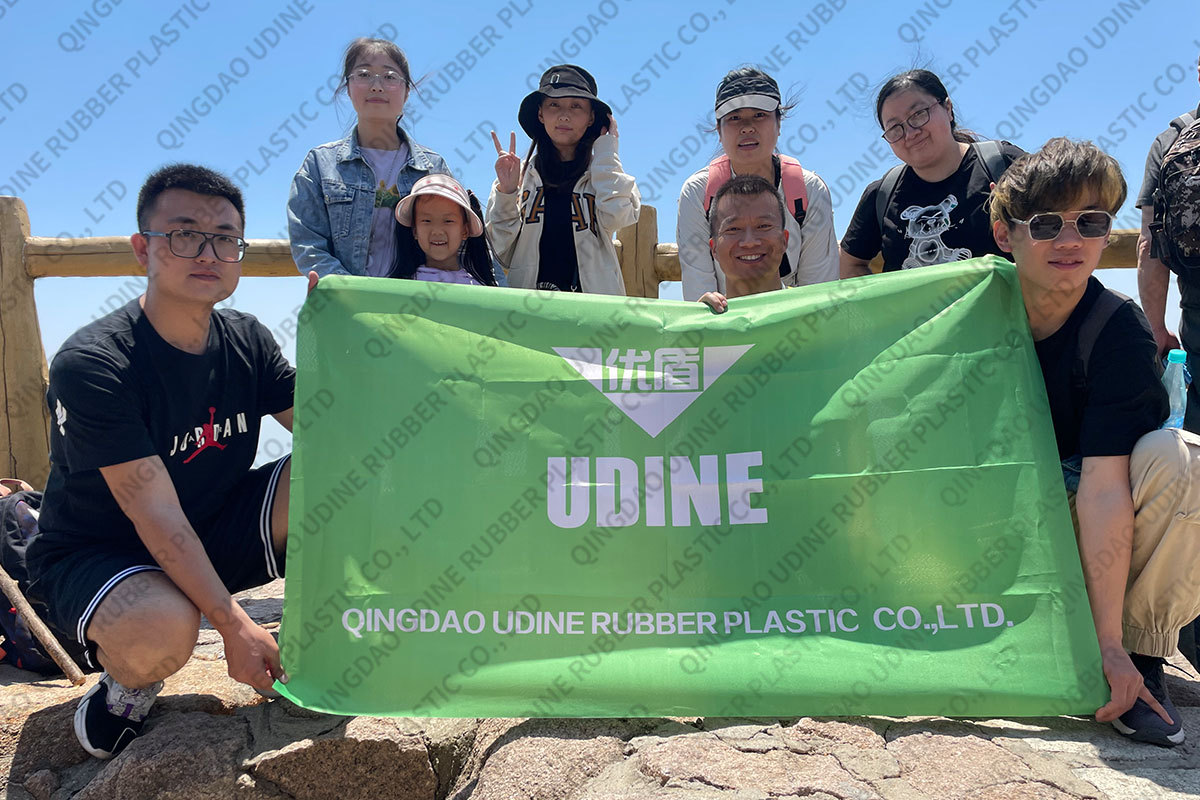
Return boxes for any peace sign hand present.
[492,130,521,194]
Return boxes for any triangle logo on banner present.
[553,345,755,438]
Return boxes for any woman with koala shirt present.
[840,70,1024,277]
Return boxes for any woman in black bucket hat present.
[486,64,640,295]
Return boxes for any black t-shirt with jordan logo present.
[36,299,295,551]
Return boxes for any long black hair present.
[389,190,499,286]
[875,69,978,144]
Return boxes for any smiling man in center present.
[697,174,790,313]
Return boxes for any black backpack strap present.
[874,142,1006,236]
[1170,112,1197,132]
[973,140,1007,184]
[874,164,906,237]
[1072,289,1130,390]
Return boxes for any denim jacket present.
[288,123,450,277]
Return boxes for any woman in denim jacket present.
[288,38,451,278]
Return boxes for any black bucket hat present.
[518,64,612,142]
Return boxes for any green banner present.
[278,256,1106,718]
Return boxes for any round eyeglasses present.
[348,69,405,88]
[881,103,939,143]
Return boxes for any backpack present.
[1072,288,1134,391]
[1150,112,1200,276]
[0,489,62,674]
[703,154,809,228]
[874,141,1007,233]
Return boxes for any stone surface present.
[249,716,438,800]
[888,731,1034,798]
[5,579,1200,799]
[635,734,881,798]
[462,734,625,799]
[75,712,250,800]
[21,769,57,800]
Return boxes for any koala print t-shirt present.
[841,141,1024,272]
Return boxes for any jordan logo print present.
[183,407,228,463]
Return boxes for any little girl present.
[393,174,499,286]
[486,64,640,295]
[288,37,451,278]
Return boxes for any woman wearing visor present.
[677,67,838,301]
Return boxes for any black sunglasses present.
[1009,211,1113,241]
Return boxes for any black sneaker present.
[73,672,163,759]
[1111,654,1185,747]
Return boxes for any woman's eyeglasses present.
[881,103,939,143]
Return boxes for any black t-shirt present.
[1035,277,1167,459]
[536,156,583,292]
[36,300,295,550]
[841,141,1024,271]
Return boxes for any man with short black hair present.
[697,174,789,313]
[26,164,302,759]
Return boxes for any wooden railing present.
[0,195,1140,486]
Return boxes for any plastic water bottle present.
[1162,349,1188,429]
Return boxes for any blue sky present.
[1,0,1194,455]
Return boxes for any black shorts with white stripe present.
[25,456,289,669]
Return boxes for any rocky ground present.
[3,581,1199,800]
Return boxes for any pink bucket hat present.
[394,174,484,237]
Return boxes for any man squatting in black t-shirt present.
[25,165,313,759]
[991,138,1200,747]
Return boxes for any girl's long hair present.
[389,190,499,286]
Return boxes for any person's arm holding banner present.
[99,458,285,692]
[1075,456,1173,726]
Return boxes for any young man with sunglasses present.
[991,138,1200,747]
[25,164,300,759]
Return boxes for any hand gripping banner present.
[278,256,1107,718]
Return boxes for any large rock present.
[7,579,1200,798]
[634,732,880,799]
[248,716,438,800]
[75,712,250,799]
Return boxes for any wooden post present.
[616,207,662,299]
[0,197,51,487]
[616,219,639,297]
[633,206,659,299]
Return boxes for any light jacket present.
[287,123,450,277]
[485,134,639,295]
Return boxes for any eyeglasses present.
[881,103,939,143]
[140,229,247,263]
[1009,211,1114,241]
[348,68,405,88]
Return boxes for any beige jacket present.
[485,133,640,295]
